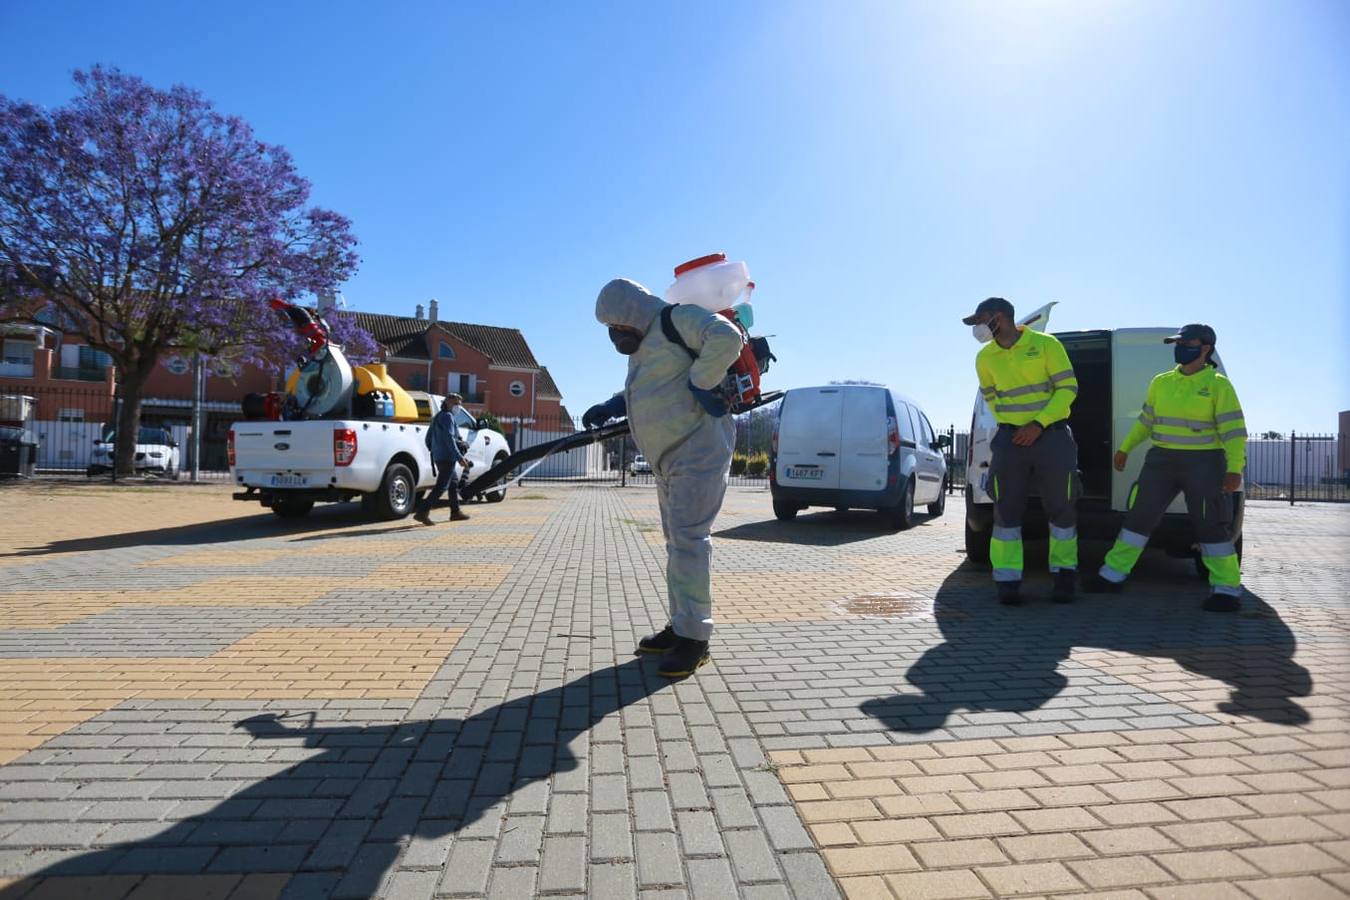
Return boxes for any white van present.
[965,304,1244,570]
[770,384,950,529]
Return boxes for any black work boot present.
[1052,570,1076,604]
[413,506,434,526]
[997,582,1023,606]
[1083,573,1123,594]
[636,625,677,655]
[657,638,710,678]
[1203,593,1240,613]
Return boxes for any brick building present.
[1,300,569,471]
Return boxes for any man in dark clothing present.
[414,393,472,525]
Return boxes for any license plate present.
[269,474,308,488]
[787,467,823,480]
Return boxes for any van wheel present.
[965,516,991,564]
[884,479,916,530]
[927,480,947,517]
[485,453,509,503]
[773,499,799,521]
[374,463,416,520]
[272,498,314,519]
[1193,536,1243,578]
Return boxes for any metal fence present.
[1246,431,1350,503]
[0,381,235,481]
[4,381,1342,503]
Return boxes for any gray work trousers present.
[988,425,1081,581]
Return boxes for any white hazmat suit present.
[595,279,745,642]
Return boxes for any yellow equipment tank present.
[352,364,419,422]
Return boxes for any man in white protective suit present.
[583,278,745,678]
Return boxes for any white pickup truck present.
[230,399,512,519]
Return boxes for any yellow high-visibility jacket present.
[1120,365,1247,473]
[975,327,1078,427]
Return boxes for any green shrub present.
[745,453,769,477]
[729,453,748,476]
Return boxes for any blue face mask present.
[1173,343,1204,366]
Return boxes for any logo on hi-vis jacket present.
[1024,347,1041,359]
[1197,387,1211,397]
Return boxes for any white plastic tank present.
[665,253,753,312]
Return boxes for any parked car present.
[87,427,180,478]
[770,384,949,529]
[630,454,651,476]
[230,394,511,520]
[964,303,1244,573]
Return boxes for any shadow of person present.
[2,657,672,899]
[860,557,1313,735]
[5,502,389,558]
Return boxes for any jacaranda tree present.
[0,66,374,475]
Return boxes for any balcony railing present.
[53,366,108,382]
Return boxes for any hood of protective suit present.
[593,277,744,470]
[595,279,665,334]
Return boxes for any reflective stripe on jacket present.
[1119,365,1247,472]
[975,327,1078,427]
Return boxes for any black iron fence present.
[0,381,234,481]
[4,381,1343,503]
[1245,431,1349,503]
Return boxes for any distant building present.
[1,300,568,470]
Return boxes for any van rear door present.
[1111,328,1187,514]
[839,387,890,492]
[776,387,844,490]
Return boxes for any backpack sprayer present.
[461,254,780,499]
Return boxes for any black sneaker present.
[1052,570,1076,604]
[997,582,1023,606]
[1203,593,1240,613]
[1082,573,1123,594]
[657,638,710,678]
[413,509,434,526]
[636,625,677,655]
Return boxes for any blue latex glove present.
[689,381,728,418]
[583,395,626,429]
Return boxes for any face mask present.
[1173,344,1204,366]
[972,322,994,343]
[608,326,642,355]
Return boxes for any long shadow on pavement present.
[860,560,1314,734]
[1,658,672,899]
[4,504,405,558]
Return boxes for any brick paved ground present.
[0,481,1345,899]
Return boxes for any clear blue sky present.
[2,0,1347,431]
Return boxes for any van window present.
[917,411,936,447]
[895,400,917,443]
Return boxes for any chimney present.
[415,303,424,320]
[429,298,439,321]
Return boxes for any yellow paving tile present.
[0,627,463,765]
[0,577,348,628]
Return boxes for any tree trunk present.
[113,367,150,478]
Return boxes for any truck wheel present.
[964,514,991,564]
[485,453,509,503]
[927,479,948,517]
[773,499,799,521]
[272,498,314,519]
[884,478,916,530]
[374,463,416,520]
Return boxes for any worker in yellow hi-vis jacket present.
[1087,324,1247,611]
[964,297,1080,607]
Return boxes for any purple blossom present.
[0,66,372,473]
